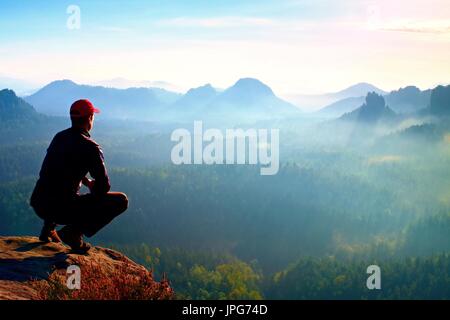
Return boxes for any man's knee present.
[113,192,128,213]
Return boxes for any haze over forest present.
[1,75,449,299]
[1,0,449,300]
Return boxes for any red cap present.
[70,99,100,117]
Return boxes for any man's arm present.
[88,145,111,195]
[81,176,95,191]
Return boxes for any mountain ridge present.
[318,85,432,118]
[339,92,397,123]
[285,82,386,110]
[24,80,181,119]
[23,78,299,122]
[200,78,300,122]
[332,82,387,99]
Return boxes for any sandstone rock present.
[0,236,173,300]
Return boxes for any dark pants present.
[34,192,128,238]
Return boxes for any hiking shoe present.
[70,241,92,255]
[39,222,62,243]
[58,225,91,254]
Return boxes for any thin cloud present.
[377,19,450,34]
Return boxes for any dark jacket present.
[30,127,110,213]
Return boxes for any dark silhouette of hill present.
[318,86,430,118]
[0,89,41,122]
[339,92,397,123]
[372,85,450,152]
[429,85,450,116]
[0,89,66,144]
[385,86,431,114]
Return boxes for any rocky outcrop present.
[0,236,173,300]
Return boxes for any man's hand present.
[81,176,95,193]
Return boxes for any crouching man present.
[30,99,128,253]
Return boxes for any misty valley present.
[170,121,280,175]
[0,79,449,299]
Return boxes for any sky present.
[0,0,449,96]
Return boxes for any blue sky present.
[1,0,449,97]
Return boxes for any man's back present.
[30,127,110,210]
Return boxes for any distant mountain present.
[385,86,431,114]
[196,78,300,122]
[93,77,184,93]
[23,78,298,123]
[316,96,365,118]
[286,82,386,111]
[429,85,450,116]
[215,78,275,105]
[25,80,181,119]
[332,82,387,100]
[171,84,218,111]
[320,92,399,147]
[0,89,40,122]
[340,92,396,124]
[318,86,431,118]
